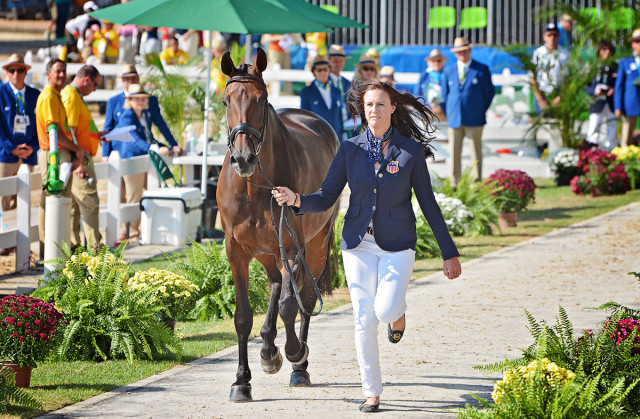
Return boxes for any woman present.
[413,49,448,121]
[111,84,172,242]
[299,55,344,139]
[585,40,617,148]
[272,80,461,412]
[352,54,380,84]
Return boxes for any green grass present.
[3,179,639,418]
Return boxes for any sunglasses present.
[633,39,640,43]
[315,67,330,72]
[430,59,443,63]
[362,66,376,72]
[7,68,26,74]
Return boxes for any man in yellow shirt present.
[36,59,85,251]
[61,64,103,247]
[160,37,189,65]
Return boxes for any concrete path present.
[40,202,640,418]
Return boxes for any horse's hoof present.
[229,384,252,402]
[286,341,309,366]
[261,347,283,375]
[289,370,311,387]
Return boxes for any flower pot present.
[555,173,575,186]
[163,319,176,331]
[497,212,518,228]
[1,363,34,388]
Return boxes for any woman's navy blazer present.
[110,109,162,159]
[296,128,459,260]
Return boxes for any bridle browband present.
[223,73,324,317]
[225,75,269,156]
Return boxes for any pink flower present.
[4,316,15,324]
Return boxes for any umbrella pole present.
[245,37,252,64]
[201,30,212,198]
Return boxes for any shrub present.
[550,148,580,180]
[167,239,269,321]
[0,295,65,367]
[127,268,199,320]
[570,148,630,196]
[331,212,347,289]
[0,367,41,414]
[35,245,182,362]
[485,169,536,213]
[433,193,474,237]
[612,145,640,189]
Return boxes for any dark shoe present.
[359,401,380,413]
[388,314,405,344]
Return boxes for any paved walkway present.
[39,202,640,418]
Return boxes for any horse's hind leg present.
[227,239,254,402]
[255,255,283,375]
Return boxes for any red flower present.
[19,336,24,342]
[4,316,15,324]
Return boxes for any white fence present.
[0,150,164,273]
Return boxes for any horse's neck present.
[257,108,290,175]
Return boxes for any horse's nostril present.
[247,154,257,165]
[230,155,237,165]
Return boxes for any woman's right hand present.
[272,186,298,207]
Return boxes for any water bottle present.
[190,133,198,155]
[183,126,193,155]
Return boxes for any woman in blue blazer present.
[273,80,461,413]
[111,84,172,241]
[614,28,640,147]
[299,55,344,139]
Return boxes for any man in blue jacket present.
[300,55,343,140]
[614,28,640,147]
[102,64,182,160]
[0,54,40,213]
[441,37,494,187]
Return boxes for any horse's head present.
[221,48,269,177]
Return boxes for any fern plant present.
[167,239,269,321]
[331,212,346,289]
[0,366,41,414]
[35,245,182,362]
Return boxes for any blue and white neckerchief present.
[314,79,331,92]
[365,125,393,164]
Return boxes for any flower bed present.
[571,148,630,196]
[612,145,640,189]
[128,268,199,320]
[486,169,536,213]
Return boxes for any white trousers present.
[586,106,618,147]
[342,233,415,397]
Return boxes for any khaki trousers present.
[38,149,101,248]
[120,172,146,239]
[621,115,638,148]
[448,125,484,187]
[0,161,34,212]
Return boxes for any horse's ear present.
[255,48,267,73]
[221,51,235,77]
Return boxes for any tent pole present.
[201,30,212,198]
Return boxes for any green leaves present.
[0,366,41,414]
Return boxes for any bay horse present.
[217,48,339,402]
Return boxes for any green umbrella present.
[266,0,367,29]
[90,0,331,34]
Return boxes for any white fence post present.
[15,165,31,272]
[107,151,122,247]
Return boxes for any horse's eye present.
[222,99,228,107]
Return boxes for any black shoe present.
[359,401,380,413]
[388,314,405,344]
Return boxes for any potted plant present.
[127,268,200,329]
[612,145,640,189]
[0,295,65,387]
[570,148,630,196]
[550,149,580,186]
[486,169,537,228]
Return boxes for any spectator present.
[585,41,618,148]
[93,20,119,64]
[53,0,73,40]
[366,47,381,66]
[139,26,162,57]
[614,28,640,147]
[414,49,447,121]
[304,31,327,66]
[160,37,189,65]
[261,33,294,95]
[103,65,181,160]
[115,0,138,64]
[531,22,569,114]
[441,37,494,187]
[175,29,199,59]
[36,59,86,252]
[379,66,395,87]
[111,84,173,242]
[328,44,351,126]
[64,1,100,52]
[300,55,344,139]
[210,36,228,94]
[0,55,40,255]
[353,54,379,84]
[558,14,573,49]
[61,65,103,247]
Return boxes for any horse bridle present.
[223,74,324,317]
[224,75,269,156]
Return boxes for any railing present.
[0,150,163,274]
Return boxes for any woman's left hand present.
[443,257,461,280]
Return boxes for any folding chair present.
[148,148,181,188]
[459,7,487,29]
[428,6,456,29]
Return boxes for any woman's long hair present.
[346,80,437,159]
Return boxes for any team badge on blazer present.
[387,161,400,174]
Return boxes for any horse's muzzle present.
[230,150,258,177]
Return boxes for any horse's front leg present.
[227,238,254,402]
[255,255,283,375]
[278,252,308,375]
